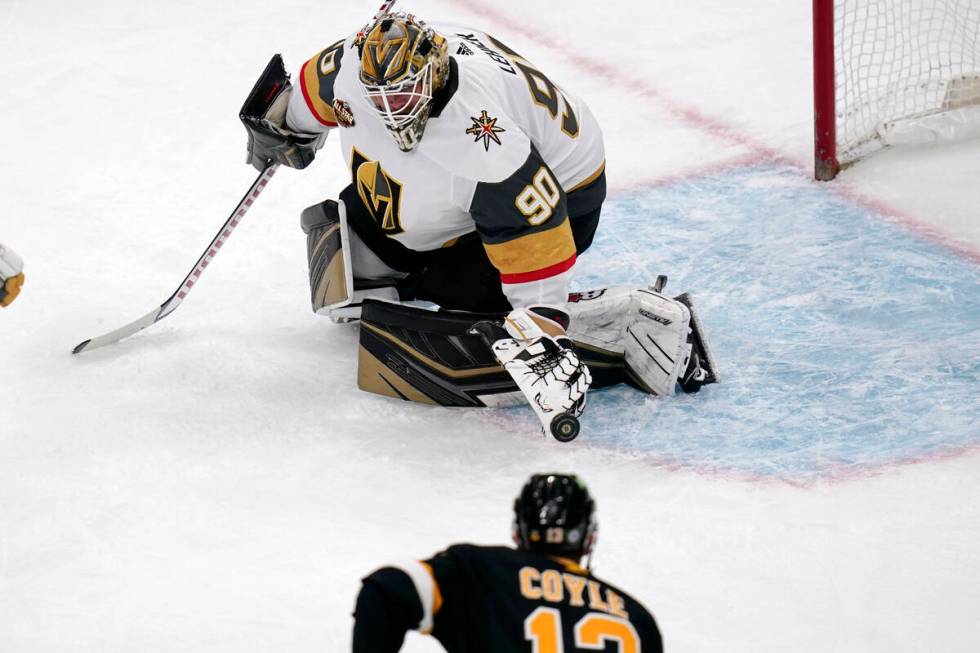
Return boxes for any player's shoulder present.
[296,33,360,125]
[587,569,660,630]
[422,58,532,184]
[438,542,523,561]
[432,543,545,572]
[438,544,591,572]
[588,569,645,604]
[301,32,359,81]
[435,25,518,75]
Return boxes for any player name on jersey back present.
[519,565,630,618]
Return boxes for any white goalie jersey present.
[285,25,605,308]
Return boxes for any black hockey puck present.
[550,414,580,442]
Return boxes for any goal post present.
[813,0,980,180]
[813,0,839,180]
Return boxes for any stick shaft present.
[372,0,398,21]
[160,164,279,320]
[72,164,279,354]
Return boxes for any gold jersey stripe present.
[567,161,606,194]
[300,57,338,126]
[551,555,589,575]
[483,219,577,276]
[441,229,476,249]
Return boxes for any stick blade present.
[71,339,93,355]
[71,307,163,355]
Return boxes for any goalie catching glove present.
[0,242,25,308]
[241,54,325,171]
[475,306,591,440]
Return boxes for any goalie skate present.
[674,292,720,392]
[568,283,719,397]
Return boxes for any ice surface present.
[2,1,979,653]
[561,166,980,482]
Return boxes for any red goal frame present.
[812,0,839,181]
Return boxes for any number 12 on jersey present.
[525,607,641,653]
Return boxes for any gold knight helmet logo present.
[360,19,415,85]
[351,148,404,234]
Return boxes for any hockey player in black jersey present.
[351,473,663,653]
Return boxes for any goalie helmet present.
[355,13,450,151]
[513,474,598,559]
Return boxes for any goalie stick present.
[73,1,396,356]
[72,164,279,355]
[371,0,398,20]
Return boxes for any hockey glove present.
[241,54,324,171]
[485,306,592,437]
[0,243,25,307]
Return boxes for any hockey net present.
[814,0,980,179]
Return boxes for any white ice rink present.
[2,1,979,652]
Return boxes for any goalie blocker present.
[355,283,718,411]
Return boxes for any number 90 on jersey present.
[516,166,562,226]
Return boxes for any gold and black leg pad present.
[301,200,353,313]
[357,299,625,407]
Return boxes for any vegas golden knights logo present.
[359,22,414,84]
[365,34,408,80]
[351,148,404,234]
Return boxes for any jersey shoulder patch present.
[299,37,351,126]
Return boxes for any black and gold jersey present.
[352,544,662,653]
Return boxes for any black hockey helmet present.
[513,474,597,558]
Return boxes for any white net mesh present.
[835,0,980,163]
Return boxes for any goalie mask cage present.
[813,0,980,180]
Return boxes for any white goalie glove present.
[488,306,592,441]
[0,242,25,308]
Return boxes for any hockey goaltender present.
[239,8,718,440]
